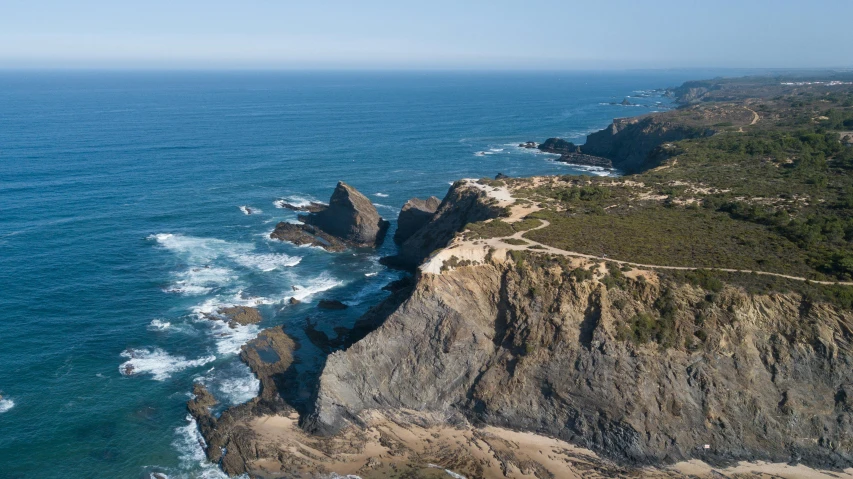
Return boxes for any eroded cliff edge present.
[309,252,853,468]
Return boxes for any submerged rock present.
[518,141,538,148]
[393,196,440,245]
[317,299,348,310]
[277,201,327,213]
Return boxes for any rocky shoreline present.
[188,79,853,478]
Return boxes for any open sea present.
[0,70,721,478]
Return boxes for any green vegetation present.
[518,85,853,284]
[503,238,528,246]
[465,218,542,240]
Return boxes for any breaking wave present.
[119,348,216,381]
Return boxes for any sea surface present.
[0,70,719,478]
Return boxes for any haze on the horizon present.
[1,0,850,70]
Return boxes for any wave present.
[232,252,301,271]
[119,348,216,381]
[489,148,504,152]
[238,205,261,215]
[150,233,302,274]
[372,203,399,214]
[273,195,320,209]
[173,415,233,479]
[148,319,172,331]
[213,373,259,406]
[164,266,235,295]
[373,193,389,198]
[0,398,14,413]
[289,273,343,302]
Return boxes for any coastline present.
[188,75,853,478]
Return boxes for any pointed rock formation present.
[271,181,390,251]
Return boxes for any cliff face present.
[383,182,504,270]
[581,116,711,172]
[393,196,441,245]
[309,255,853,468]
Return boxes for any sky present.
[0,0,851,70]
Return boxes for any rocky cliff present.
[382,181,505,270]
[393,196,440,245]
[580,116,711,172]
[309,253,853,468]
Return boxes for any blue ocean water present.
[0,70,710,478]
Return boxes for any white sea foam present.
[217,373,260,406]
[231,252,301,271]
[364,272,378,277]
[474,151,486,157]
[164,266,235,295]
[173,415,232,479]
[428,464,466,479]
[0,398,14,413]
[119,348,216,381]
[148,319,171,331]
[489,148,504,152]
[373,192,389,198]
[273,195,320,209]
[151,233,301,274]
[290,273,343,302]
[373,203,398,214]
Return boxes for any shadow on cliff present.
[274,276,417,425]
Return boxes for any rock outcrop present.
[580,116,712,172]
[271,182,390,251]
[301,181,390,248]
[205,306,263,328]
[269,222,347,252]
[393,196,440,245]
[538,137,580,155]
[308,255,853,469]
[382,181,505,270]
[187,325,298,475]
[277,201,327,213]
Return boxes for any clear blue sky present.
[1,0,850,69]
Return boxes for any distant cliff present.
[580,115,712,172]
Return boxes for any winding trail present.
[444,180,853,287]
[746,106,760,125]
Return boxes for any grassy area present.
[524,207,816,278]
[515,86,853,282]
[465,218,543,240]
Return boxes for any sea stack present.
[271,181,390,250]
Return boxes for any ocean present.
[0,70,715,478]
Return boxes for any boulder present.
[518,141,538,149]
[393,196,441,245]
